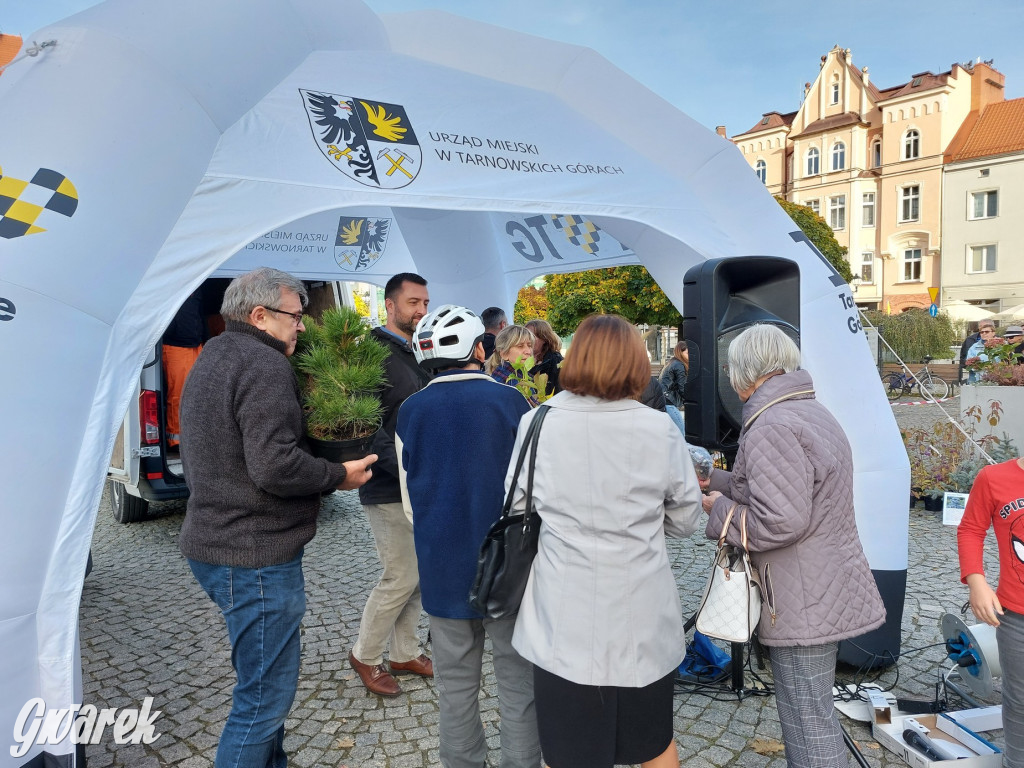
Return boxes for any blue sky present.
[4,0,1023,137]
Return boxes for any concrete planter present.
[960,385,1024,451]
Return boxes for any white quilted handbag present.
[694,505,767,644]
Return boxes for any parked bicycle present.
[882,355,950,401]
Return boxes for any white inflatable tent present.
[0,0,909,763]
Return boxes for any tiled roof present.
[950,98,1024,162]
[790,111,865,137]
[734,111,796,138]
[0,34,22,71]
[877,71,950,100]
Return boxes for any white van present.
[106,278,347,522]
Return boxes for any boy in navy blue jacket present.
[396,305,540,768]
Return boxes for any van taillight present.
[140,390,160,445]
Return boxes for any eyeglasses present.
[980,328,995,334]
[263,306,304,325]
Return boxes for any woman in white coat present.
[507,314,703,768]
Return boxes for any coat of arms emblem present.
[301,90,420,189]
[335,216,390,272]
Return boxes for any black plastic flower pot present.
[307,430,377,464]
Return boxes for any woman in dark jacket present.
[526,319,563,396]
[701,324,884,768]
[658,342,688,408]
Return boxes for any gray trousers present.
[999,609,1024,768]
[769,643,848,768]
[430,616,541,768]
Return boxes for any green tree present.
[545,266,682,336]
[514,284,548,323]
[862,307,958,362]
[775,197,853,282]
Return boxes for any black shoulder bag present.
[468,405,550,619]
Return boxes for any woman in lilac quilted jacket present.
[700,324,884,768]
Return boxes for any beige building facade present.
[941,98,1024,311]
[730,46,1004,312]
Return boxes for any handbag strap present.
[716,503,751,551]
[743,389,814,429]
[501,405,551,518]
[716,504,736,546]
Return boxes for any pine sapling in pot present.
[292,306,389,460]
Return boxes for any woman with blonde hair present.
[508,314,702,768]
[487,324,538,399]
[525,318,563,396]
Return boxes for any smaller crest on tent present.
[335,215,391,272]
[300,89,421,189]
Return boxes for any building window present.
[861,252,874,283]
[829,195,846,230]
[805,199,820,215]
[968,244,997,273]
[900,185,920,222]
[831,142,846,171]
[831,83,840,104]
[862,192,875,227]
[755,160,767,184]
[806,147,820,176]
[970,190,998,219]
[902,248,922,281]
[872,141,882,168]
[903,129,920,160]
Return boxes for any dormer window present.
[761,116,770,126]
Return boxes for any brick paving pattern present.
[81,394,1006,766]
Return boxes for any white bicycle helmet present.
[413,304,486,370]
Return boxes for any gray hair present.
[727,324,801,393]
[220,267,307,322]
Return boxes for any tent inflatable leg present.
[837,569,907,669]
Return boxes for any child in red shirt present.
[958,457,1024,768]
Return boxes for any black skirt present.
[532,665,676,768]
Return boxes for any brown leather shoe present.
[390,654,434,678]
[349,651,401,697]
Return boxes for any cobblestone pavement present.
[82,395,1004,767]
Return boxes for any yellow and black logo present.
[300,90,421,189]
[0,166,78,239]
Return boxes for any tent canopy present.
[0,1,909,764]
[940,299,996,323]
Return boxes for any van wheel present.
[109,480,149,523]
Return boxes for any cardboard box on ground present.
[869,690,1002,767]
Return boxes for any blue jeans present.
[189,552,306,768]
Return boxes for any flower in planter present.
[904,401,1019,501]
[966,336,1023,383]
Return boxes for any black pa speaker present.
[682,257,800,452]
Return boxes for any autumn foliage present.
[514,285,549,323]
[543,267,682,336]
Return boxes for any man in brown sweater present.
[179,267,375,768]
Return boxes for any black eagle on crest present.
[304,91,378,183]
